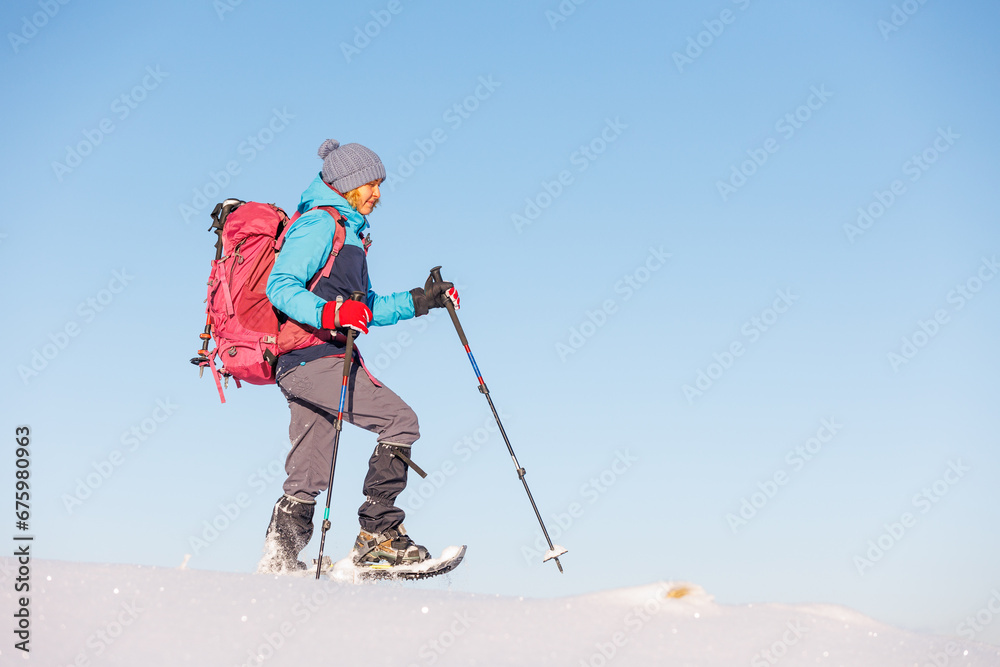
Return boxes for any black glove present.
[410,276,460,317]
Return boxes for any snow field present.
[2,559,998,666]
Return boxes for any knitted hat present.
[317,139,386,193]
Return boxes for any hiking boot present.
[353,524,429,566]
[257,494,315,573]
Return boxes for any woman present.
[258,139,458,572]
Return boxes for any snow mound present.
[2,558,998,666]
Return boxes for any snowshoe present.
[320,545,468,583]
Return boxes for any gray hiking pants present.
[276,355,419,533]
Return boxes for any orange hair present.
[343,180,382,212]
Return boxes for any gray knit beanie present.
[317,139,386,193]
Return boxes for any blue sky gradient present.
[2,0,998,645]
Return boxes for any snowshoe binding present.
[352,524,429,566]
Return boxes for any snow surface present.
[3,558,999,666]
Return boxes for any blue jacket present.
[266,174,415,373]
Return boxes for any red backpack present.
[192,199,346,403]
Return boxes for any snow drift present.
[2,558,998,666]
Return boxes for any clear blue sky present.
[3,0,999,645]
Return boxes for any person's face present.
[355,181,381,215]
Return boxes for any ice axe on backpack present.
[314,291,367,580]
[428,266,567,573]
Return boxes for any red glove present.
[321,298,373,334]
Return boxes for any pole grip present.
[428,266,469,347]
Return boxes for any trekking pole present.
[428,267,567,573]
[315,291,366,580]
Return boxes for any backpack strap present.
[204,347,226,404]
[308,206,347,290]
[276,205,348,292]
